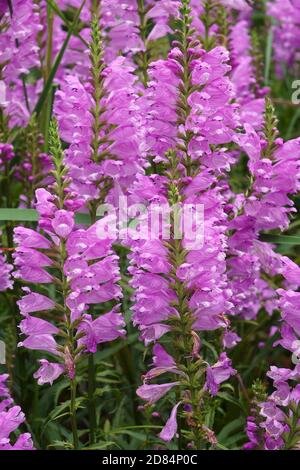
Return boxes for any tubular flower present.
[0,248,13,291]
[0,374,34,450]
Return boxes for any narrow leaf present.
[264,26,273,85]
[0,209,38,222]
[260,233,300,245]
[34,0,86,116]
[45,0,88,47]
[0,208,91,225]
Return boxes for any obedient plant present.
[1,0,300,452]
[54,3,143,207]
[131,0,239,448]
[14,119,124,448]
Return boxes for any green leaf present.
[0,208,38,222]
[201,339,218,360]
[75,212,91,225]
[34,0,86,116]
[217,392,244,410]
[83,442,117,450]
[105,425,162,436]
[260,233,300,245]
[0,208,91,225]
[264,26,273,85]
[46,397,83,424]
[48,440,73,449]
[286,108,300,140]
[218,418,243,442]
[45,0,88,47]
[215,443,229,450]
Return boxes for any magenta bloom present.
[136,382,180,405]
[78,308,126,353]
[0,250,12,291]
[0,375,34,450]
[158,402,181,442]
[205,353,237,396]
[17,292,55,314]
[52,210,75,238]
[33,360,65,386]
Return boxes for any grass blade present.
[264,25,273,85]
[260,233,300,245]
[45,0,88,48]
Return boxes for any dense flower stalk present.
[229,16,266,129]
[267,0,300,77]
[131,0,238,447]
[54,7,143,207]
[0,0,42,126]
[14,119,125,448]
[228,99,300,320]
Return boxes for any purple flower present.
[78,308,126,353]
[136,382,180,405]
[0,1,8,15]
[18,334,59,355]
[220,0,251,10]
[14,227,51,249]
[1,0,42,126]
[19,315,59,336]
[52,210,75,238]
[268,0,300,77]
[33,360,65,386]
[0,376,34,450]
[205,353,237,396]
[0,250,13,291]
[158,402,181,442]
[54,57,143,203]
[222,331,241,349]
[2,433,34,450]
[15,187,125,385]
[17,292,55,314]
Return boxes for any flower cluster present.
[0,374,34,450]
[0,248,12,292]
[129,1,241,445]
[0,0,42,126]
[268,0,300,77]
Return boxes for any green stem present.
[137,0,149,86]
[70,379,79,449]
[86,204,97,444]
[88,354,97,444]
[40,4,54,139]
